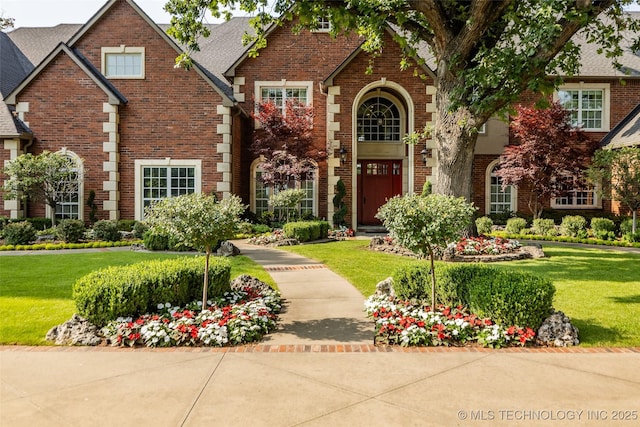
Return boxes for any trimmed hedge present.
[391,263,555,329]
[283,220,329,242]
[73,257,231,326]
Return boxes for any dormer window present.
[102,46,145,79]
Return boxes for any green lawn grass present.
[0,251,275,345]
[282,241,640,347]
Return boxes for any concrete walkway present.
[1,242,640,426]
[233,241,373,345]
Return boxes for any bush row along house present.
[1,0,639,229]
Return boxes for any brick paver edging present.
[2,345,639,353]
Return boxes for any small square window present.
[102,47,145,79]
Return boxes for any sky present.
[2,0,640,29]
[0,0,255,28]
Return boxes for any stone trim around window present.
[134,159,202,220]
[554,82,610,132]
[101,46,145,79]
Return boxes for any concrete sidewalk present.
[1,242,639,426]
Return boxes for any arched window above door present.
[357,96,401,142]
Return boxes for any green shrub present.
[56,219,86,243]
[620,218,635,235]
[465,267,555,329]
[391,263,555,329]
[252,224,272,234]
[117,220,136,231]
[505,217,527,234]
[10,217,52,231]
[532,218,557,236]
[475,216,493,235]
[560,215,587,238]
[623,231,640,243]
[3,221,37,245]
[283,221,329,242]
[73,256,231,326]
[591,217,616,240]
[143,230,169,251]
[421,181,432,196]
[132,221,148,239]
[93,220,121,242]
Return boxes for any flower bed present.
[328,226,355,240]
[102,286,281,347]
[454,236,521,255]
[247,229,298,246]
[365,295,535,348]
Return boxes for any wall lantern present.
[339,146,348,164]
[420,147,428,165]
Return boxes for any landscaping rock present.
[521,243,545,259]
[536,310,580,347]
[46,314,102,346]
[368,236,418,258]
[375,277,396,297]
[218,240,241,257]
[231,274,273,295]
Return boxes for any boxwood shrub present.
[73,256,231,326]
[56,219,86,243]
[391,263,555,329]
[93,220,121,242]
[283,220,329,242]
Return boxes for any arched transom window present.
[357,96,401,142]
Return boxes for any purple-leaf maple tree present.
[495,102,598,219]
[252,100,324,190]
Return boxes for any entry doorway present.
[357,160,402,225]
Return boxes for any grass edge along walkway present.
[280,240,640,348]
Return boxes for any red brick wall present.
[7,52,109,220]
[234,20,362,220]
[6,0,229,222]
[331,31,434,223]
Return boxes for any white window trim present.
[311,17,332,33]
[46,148,84,222]
[101,46,145,79]
[250,157,318,217]
[485,159,517,215]
[254,80,313,127]
[134,159,202,220]
[551,188,601,209]
[554,82,610,132]
[478,123,486,134]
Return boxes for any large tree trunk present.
[432,73,479,203]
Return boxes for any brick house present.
[2,0,639,229]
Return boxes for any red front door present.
[357,160,402,225]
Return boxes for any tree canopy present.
[495,103,598,219]
[252,100,322,189]
[588,146,640,232]
[3,151,80,226]
[166,0,639,200]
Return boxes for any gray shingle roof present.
[0,32,34,97]
[6,24,82,67]
[0,102,31,138]
[601,103,640,148]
